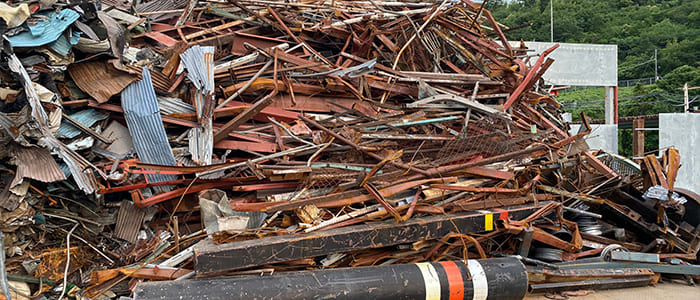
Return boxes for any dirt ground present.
[525,280,700,300]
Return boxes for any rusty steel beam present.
[213,90,277,144]
[193,203,548,274]
[503,44,559,111]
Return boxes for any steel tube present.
[134,257,527,300]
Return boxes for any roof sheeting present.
[121,67,178,188]
[7,9,79,47]
[68,60,139,103]
[48,30,81,55]
[9,144,66,188]
[57,109,109,139]
[181,45,215,166]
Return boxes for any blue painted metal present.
[121,67,178,190]
[48,30,81,55]
[7,9,80,48]
[57,109,108,139]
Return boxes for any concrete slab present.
[659,113,700,193]
[570,124,618,154]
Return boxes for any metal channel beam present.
[194,203,548,274]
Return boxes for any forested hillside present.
[488,1,700,155]
[488,0,700,80]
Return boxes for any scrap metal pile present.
[0,0,697,299]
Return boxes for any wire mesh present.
[288,167,361,201]
[433,115,524,166]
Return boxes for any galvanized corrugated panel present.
[7,9,79,47]
[181,45,215,93]
[9,144,66,188]
[8,53,101,194]
[181,46,215,166]
[68,60,139,103]
[136,0,189,21]
[57,109,108,139]
[121,67,178,188]
[157,96,195,115]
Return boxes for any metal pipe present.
[133,258,528,300]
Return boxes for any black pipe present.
[134,257,528,300]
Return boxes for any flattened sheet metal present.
[9,144,66,188]
[68,60,139,103]
[114,200,145,243]
[0,3,30,28]
[181,45,215,166]
[158,96,195,115]
[7,9,79,47]
[101,0,132,11]
[121,67,178,190]
[136,0,188,21]
[57,109,108,139]
[97,11,125,61]
[48,30,81,56]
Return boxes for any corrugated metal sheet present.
[9,144,66,189]
[181,45,215,166]
[125,64,171,92]
[68,60,139,103]
[114,200,145,243]
[48,30,81,55]
[136,0,189,21]
[158,96,195,115]
[57,109,108,139]
[181,46,215,93]
[102,0,132,11]
[9,53,102,194]
[121,67,178,190]
[7,9,79,47]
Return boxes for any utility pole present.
[550,0,553,42]
[684,83,689,113]
[654,48,659,81]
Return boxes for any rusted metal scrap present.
[0,1,696,299]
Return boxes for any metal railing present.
[618,77,659,87]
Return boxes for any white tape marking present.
[467,259,488,300]
[416,262,441,300]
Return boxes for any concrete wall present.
[659,113,700,193]
[569,124,618,154]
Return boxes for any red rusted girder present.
[519,104,569,139]
[432,175,540,193]
[214,140,277,152]
[213,90,277,144]
[299,115,430,176]
[503,44,559,111]
[134,181,298,208]
[582,151,619,179]
[88,101,200,128]
[264,177,457,212]
[502,223,581,253]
